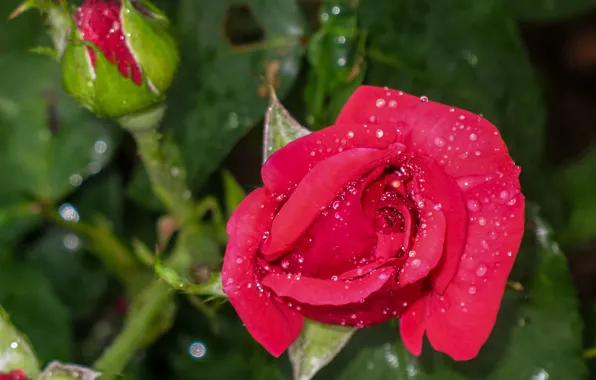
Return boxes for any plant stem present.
[42,205,140,292]
[119,105,197,225]
[93,279,173,378]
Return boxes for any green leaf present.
[289,319,356,380]
[555,146,596,245]
[361,0,545,184]
[317,206,584,379]
[505,0,596,21]
[25,225,110,321]
[263,89,311,163]
[170,0,308,188]
[305,0,367,128]
[222,170,247,218]
[38,362,101,380]
[0,52,119,202]
[0,253,72,363]
[0,306,40,377]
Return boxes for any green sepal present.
[121,0,180,95]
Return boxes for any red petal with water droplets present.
[399,296,428,356]
[287,179,376,279]
[262,123,400,196]
[222,189,303,357]
[298,281,425,327]
[335,86,515,179]
[262,267,395,306]
[262,146,404,260]
[76,0,143,85]
[404,171,524,360]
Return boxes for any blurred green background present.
[2,0,596,379]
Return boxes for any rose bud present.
[0,369,30,380]
[222,86,525,360]
[61,0,179,118]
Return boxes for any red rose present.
[222,86,525,360]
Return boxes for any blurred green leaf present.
[170,0,307,188]
[0,52,119,203]
[317,207,584,379]
[0,0,47,53]
[0,305,40,377]
[263,89,311,163]
[556,146,596,245]
[505,0,596,21]
[289,319,355,380]
[0,252,72,363]
[222,171,247,219]
[25,226,110,321]
[305,0,366,128]
[361,0,544,179]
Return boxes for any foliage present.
[1,0,596,379]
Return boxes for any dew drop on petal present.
[467,199,481,212]
[376,129,384,138]
[468,286,477,295]
[434,137,446,147]
[478,217,487,226]
[420,96,429,103]
[388,100,398,108]
[281,259,290,270]
[376,98,386,108]
[347,131,354,138]
[500,190,509,200]
[476,264,487,277]
[469,133,477,141]
[411,259,422,268]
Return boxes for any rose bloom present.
[222,86,525,360]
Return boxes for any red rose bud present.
[222,86,525,361]
[0,369,31,380]
[61,0,179,118]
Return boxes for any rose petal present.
[425,182,524,360]
[407,156,468,294]
[262,267,395,306]
[399,296,428,356]
[222,189,304,357]
[287,179,376,279]
[262,146,405,259]
[335,86,515,179]
[299,281,424,327]
[262,123,399,196]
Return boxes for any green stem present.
[394,338,411,380]
[93,278,173,378]
[119,105,196,224]
[42,205,140,292]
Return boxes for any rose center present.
[374,206,405,234]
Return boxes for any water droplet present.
[499,190,510,200]
[332,201,340,210]
[351,313,357,319]
[331,275,339,281]
[347,131,354,138]
[59,203,80,222]
[388,100,398,108]
[281,259,290,270]
[411,259,421,268]
[69,174,83,187]
[459,115,466,120]
[332,6,340,14]
[434,137,446,147]
[476,264,487,277]
[478,217,487,226]
[63,233,80,251]
[469,133,477,141]
[375,129,384,138]
[376,98,386,108]
[468,286,477,295]
[408,250,417,258]
[467,200,481,212]
[94,140,108,154]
